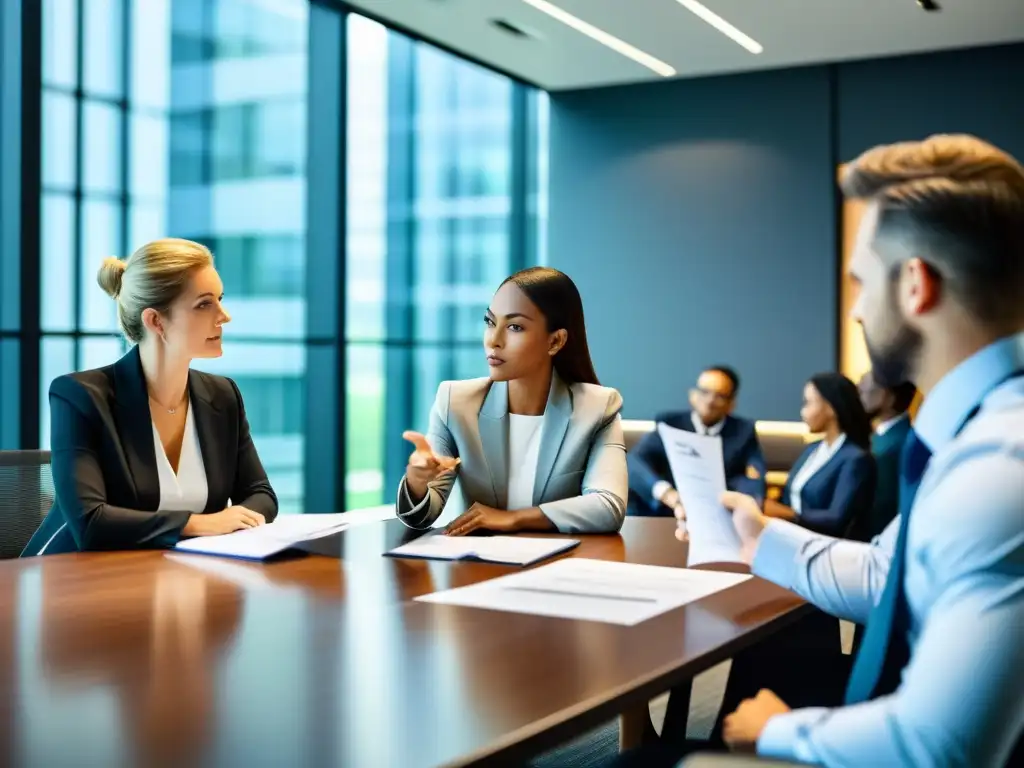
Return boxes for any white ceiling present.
[344,0,1024,90]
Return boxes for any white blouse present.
[153,398,209,514]
[788,433,846,517]
[506,414,545,511]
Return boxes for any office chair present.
[0,450,54,559]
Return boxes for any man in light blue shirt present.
[612,135,1024,768]
[715,135,1024,766]
[738,335,1024,765]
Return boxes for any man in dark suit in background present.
[628,366,766,517]
[857,371,916,540]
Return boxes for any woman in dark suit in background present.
[22,238,278,556]
[763,372,876,539]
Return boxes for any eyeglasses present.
[692,387,733,405]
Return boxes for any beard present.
[865,319,922,389]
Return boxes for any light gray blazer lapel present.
[397,375,627,533]
[533,374,572,504]
[478,380,509,509]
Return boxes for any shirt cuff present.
[751,519,817,591]
[757,708,827,762]
[652,480,672,506]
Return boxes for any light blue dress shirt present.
[752,332,1024,767]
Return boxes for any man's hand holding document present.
[656,422,745,566]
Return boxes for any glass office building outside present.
[1,0,547,513]
[345,15,548,508]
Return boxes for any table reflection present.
[0,519,796,768]
[33,558,243,768]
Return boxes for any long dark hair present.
[500,267,600,386]
[809,372,873,450]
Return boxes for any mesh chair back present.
[0,451,54,559]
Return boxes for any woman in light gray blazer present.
[398,267,627,535]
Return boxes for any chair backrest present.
[755,421,815,472]
[621,419,814,473]
[0,451,54,559]
[622,419,656,453]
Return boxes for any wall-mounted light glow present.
[673,1,763,54]
[521,0,676,77]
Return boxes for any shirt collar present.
[914,332,1024,452]
[875,413,909,436]
[691,412,726,437]
[815,432,847,459]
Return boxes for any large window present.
[39,0,309,511]
[21,1,546,512]
[0,0,24,447]
[344,16,545,509]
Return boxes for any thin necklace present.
[149,391,187,415]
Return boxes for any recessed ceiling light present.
[673,0,763,54]
[521,0,676,77]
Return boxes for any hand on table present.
[182,506,265,537]
[445,503,522,536]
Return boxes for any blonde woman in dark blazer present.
[398,267,627,535]
[23,239,277,556]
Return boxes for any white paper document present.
[173,514,350,561]
[386,534,580,567]
[338,505,398,527]
[657,423,745,566]
[416,558,751,626]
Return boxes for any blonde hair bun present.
[97,256,127,299]
[100,238,213,343]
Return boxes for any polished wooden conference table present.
[0,517,806,768]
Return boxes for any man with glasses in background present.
[627,365,766,517]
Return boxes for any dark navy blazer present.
[628,411,767,516]
[22,346,278,556]
[781,439,876,538]
[864,416,912,541]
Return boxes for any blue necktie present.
[845,428,932,704]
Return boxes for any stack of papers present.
[657,423,745,566]
[174,513,351,561]
[416,558,751,625]
[385,534,580,567]
[336,504,397,527]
